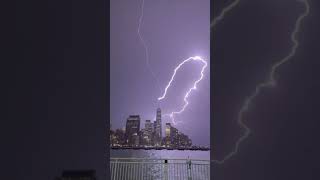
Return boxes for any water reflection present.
[111,149,210,160]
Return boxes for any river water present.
[111,149,210,159]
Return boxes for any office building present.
[165,123,171,146]
[154,108,162,145]
[164,123,179,147]
[125,115,140,146]
[144,120,153,145]
[171,126,179,147]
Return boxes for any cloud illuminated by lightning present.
[211,0,310,164]
[158,56,207,125]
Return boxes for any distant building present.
[165,123,180,147]
[132,133,139,146]
[156,108,162,138]
[165,123,171,146]
[152,120,157,145]
[109,108,194,148]
[178,132,192,147]
[144,120,153,145]
[138,128,146,146]
[125,115,141,146]
[154,108,162,145]
[153,121,157,134]
[171,126,179,148]
[55,170,96,180]
[110,129,116,146]
[165,123,171,137]
[114,128,126,145]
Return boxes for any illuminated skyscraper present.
[145,120,153,145]
[155,108,162,145]
[165,123,171,146]
[171,126,179,148]
[145,120,152,134]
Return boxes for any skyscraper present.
[153,121,156,132]
[155,108,162,145]
[171,126,179,148]
[152,121,157,145]
[145,120,152,134]
[165,123,171,146]
[145,120,153,145]
[164,123,179,147]
[125,115,140,146]
[165,123,171,137]
[157,108,162,138]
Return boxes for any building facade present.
[154,108,162,145]
[165,123,180,147]
[125,115,140,146]
[144,120,153,145]
[165,123,171,146]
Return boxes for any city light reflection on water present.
[111,149,210,160]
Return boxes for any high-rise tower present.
[125,115,140,146]
[155,108,162,145]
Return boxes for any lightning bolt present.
[211,0,310,164]
[137,0,161,94]
[158,56,208,125]
[211,0,241,28]
[137,0,208,126]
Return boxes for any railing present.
[110,158,210,180]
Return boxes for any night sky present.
[111,0,210,146]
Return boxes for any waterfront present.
[111,149,210,160]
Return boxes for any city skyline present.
[110,108,192,143]
[110,107,196,146]
[110,107,195,148]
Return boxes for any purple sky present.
[111,0,210,146]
